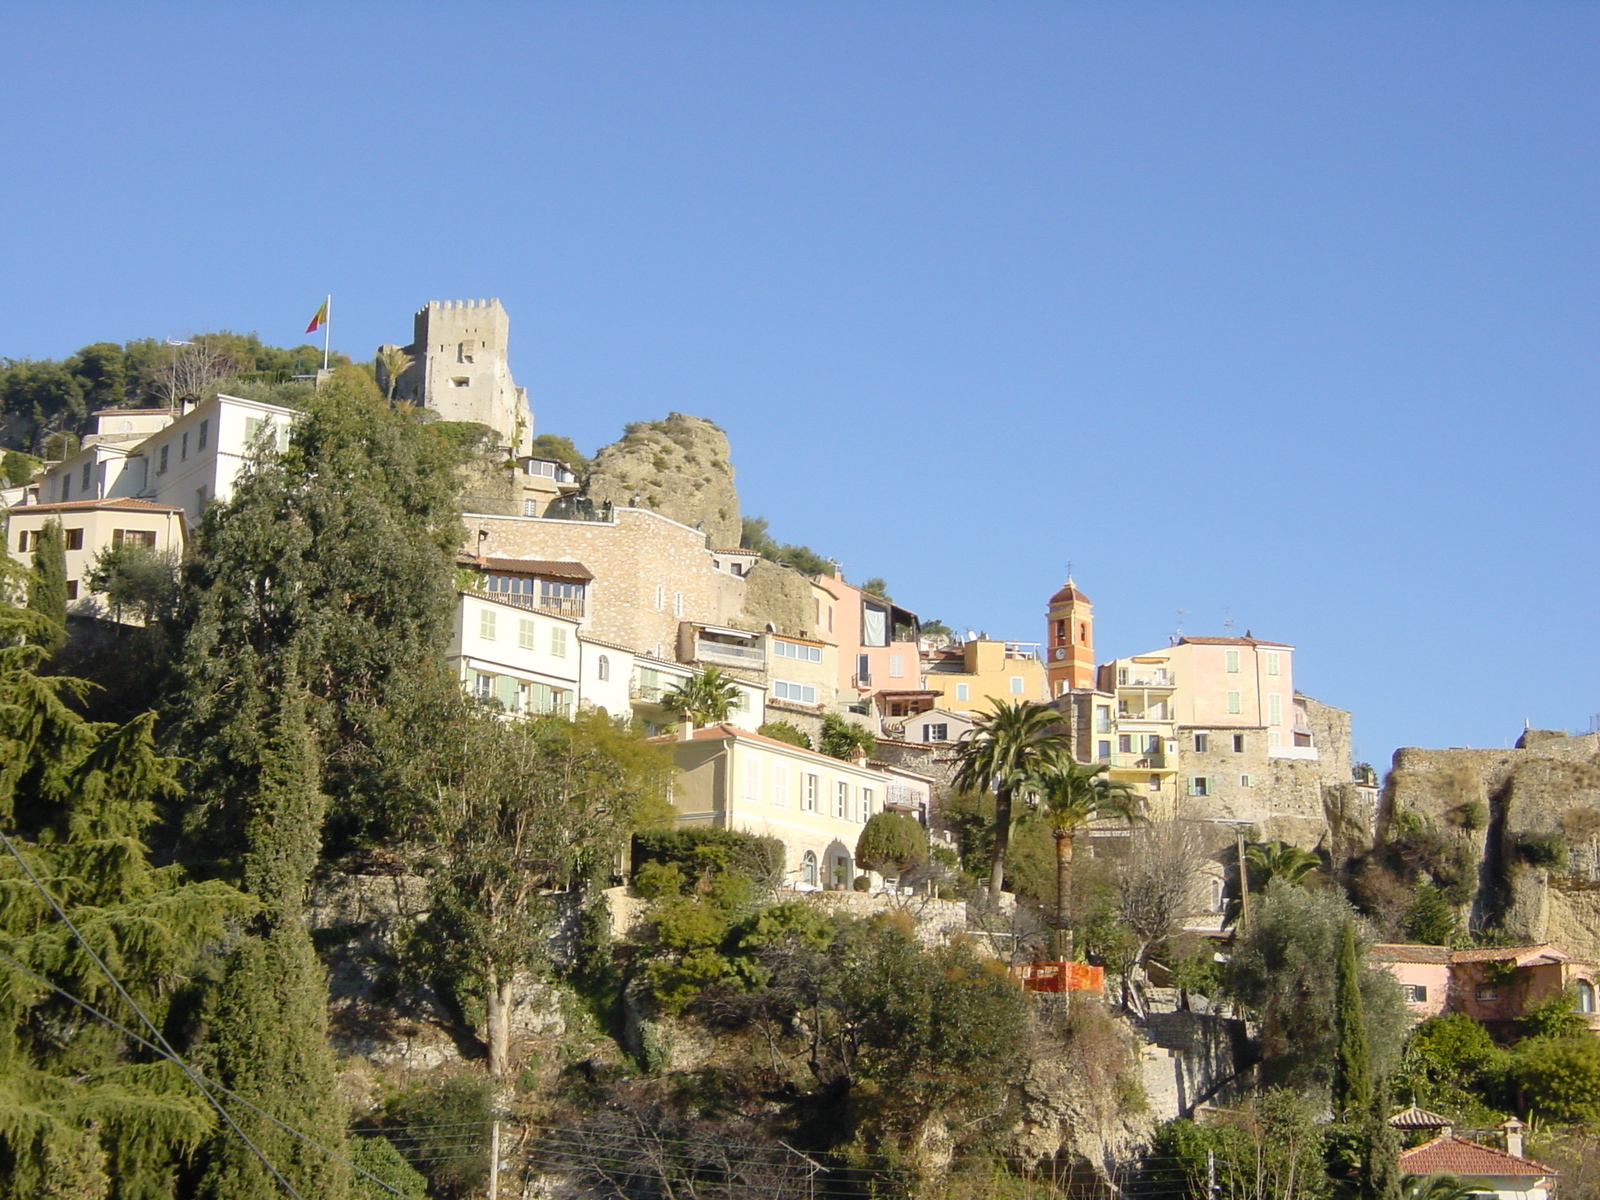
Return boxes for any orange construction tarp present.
[1011,961,1104,994]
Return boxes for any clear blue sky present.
[3,3,1595,767]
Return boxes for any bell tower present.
[1045,577,1095,696]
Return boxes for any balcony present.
[1268,745,1320,762]
[1118,675,1176,689]
[693,638,765,669]
[1110,753,1167,770]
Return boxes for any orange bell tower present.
[1045,577,1095,696]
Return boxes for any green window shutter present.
[494,674,518,711]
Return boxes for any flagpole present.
[321,294,331,371]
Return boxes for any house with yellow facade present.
[921,637,1049,715]
[658,724,932,891]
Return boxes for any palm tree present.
[661,666,742,726]
[1402,1174,1490,1200]
[375,346,413,402]
[1224,839,1322,927]
[950,700,1073,899]
[1034,760,1141,959]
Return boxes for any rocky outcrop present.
[741,558,818,638]
[584,413,741,548]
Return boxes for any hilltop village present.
[2,302,1599,1199]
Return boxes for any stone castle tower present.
[1045,577,1096,695]
[380,299,530,452]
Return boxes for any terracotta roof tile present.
[1449,944,1568,965]
[1388,1105,1454,1128]
[458,555,593,582]
[1399,1136,1555,1178]
[10,498,185,515]
[1371,944,1452,964]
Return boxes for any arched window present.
[801,851,818,888]
[1579,980,1596,1014]
[597,654,610,682]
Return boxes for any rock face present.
[584,413,741,548]
[1383,729,1600,955]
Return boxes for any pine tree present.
[26,518,68,653]
[0,567,254,1197]
[1335,918,1373,1117]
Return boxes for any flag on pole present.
[305,299,329,334]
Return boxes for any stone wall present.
[583,413,741,549]
[741,558,819,639]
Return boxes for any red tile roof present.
[1179,636,1293,648]
[1449,944,1569,965]
[1399,1136,1555,1178]
[10,498,184,515]
[1388,1105,1453,1129]
[1371,944,1452,964]
[458,555,593,582]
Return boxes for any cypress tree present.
[26,518,68,653]
[1335,918,1372,1117]
[1361,1090,1403,1200]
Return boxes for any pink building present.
[1372,943,1600,1040]
[818,572,921,707]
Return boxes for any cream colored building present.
[8,499,187,615]
[661,725,929,891]
[922,638,1050,714]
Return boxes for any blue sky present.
[2,3,1595,766]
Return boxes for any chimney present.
[678,718,695,742]
[1500,1118,1527,1159]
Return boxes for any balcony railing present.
[630,682,665,703]
[483,592,587,619]
[1118,675,1176,689]
[694,639,766,667]
[1110,753,1167,770]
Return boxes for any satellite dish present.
[965,630,978,642]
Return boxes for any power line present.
[0,828,307,1200]
[0,930,411,1197]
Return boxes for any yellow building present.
[921,638,1050,714]
[660,724,932,890]
[7,498,188,619]
[1092,651,1181,809]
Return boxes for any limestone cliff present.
[1380,729,1600,956]
[584,413,741,548]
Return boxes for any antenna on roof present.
[1174,609,1188,641]
[1223,607,1235,632]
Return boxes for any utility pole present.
[1235,828,1251,930]
[487,1119,501,1200]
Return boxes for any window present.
[835,781,849,819]
[1080,622,1088,643]
[65,580,79,600]
[956,683,969,702]
[64,528,84,551]
[1009,676,1024,694]
[744,756,763,802]
[1475,985,1498,1002]
[775,640,822,662]
[486,574,534,596]
[473,672,494,699]
[1233,734,1245,753]
[673,592,684,617]
[861,787,873,819]
[655,585,665,611]
[1225,649,1240,673]
[81,463,91,490]
[198,419,209,450]
[923,723,948,743]
[1269,731,1282,748]
[523,499,539,517]
[551,626,569,657]
[195,487,207,510]
[158,445,169,474]
[517,618,535,649]
[773,680,817,704]
[1144,735,1160,753]
[1227,691,1241,715]
[1190,777,1211,797]
[1266,651,1280,676]
[479,609,497,640]
[1097,740,1111,761]
[112,529,157,549]
[597,654,610,682]
[1148,774,1161,792]
[1096,705,1111,733]
[1194,733,1209,752]
[1403,984,1429,1003]
[1118,667,1128,685]
[450,377,470,387]
[1268,694,1282,726]
[889,654,904,679]
[16,530,33,552]
[772,763,789,807]
[1240,774,1255,787]
[1118,734,1133,753]
[1579,981,1596,1014]
[856,654,871,685]
[803,774,819,812]
[181,431,189,460]
[60,474,70,501]
[802,851,818,887]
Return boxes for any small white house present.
[449,591,582,717]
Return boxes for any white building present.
[449,591,583,717]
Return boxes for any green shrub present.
[383,1074,494,1199]
[1516,831,1568,869]
[819,713,876,761]
[633,827,785,891]
[1513,1036,1600,1123]
[350,1135,428,1198]
[757,720,812,750]
[855,811,928,877]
